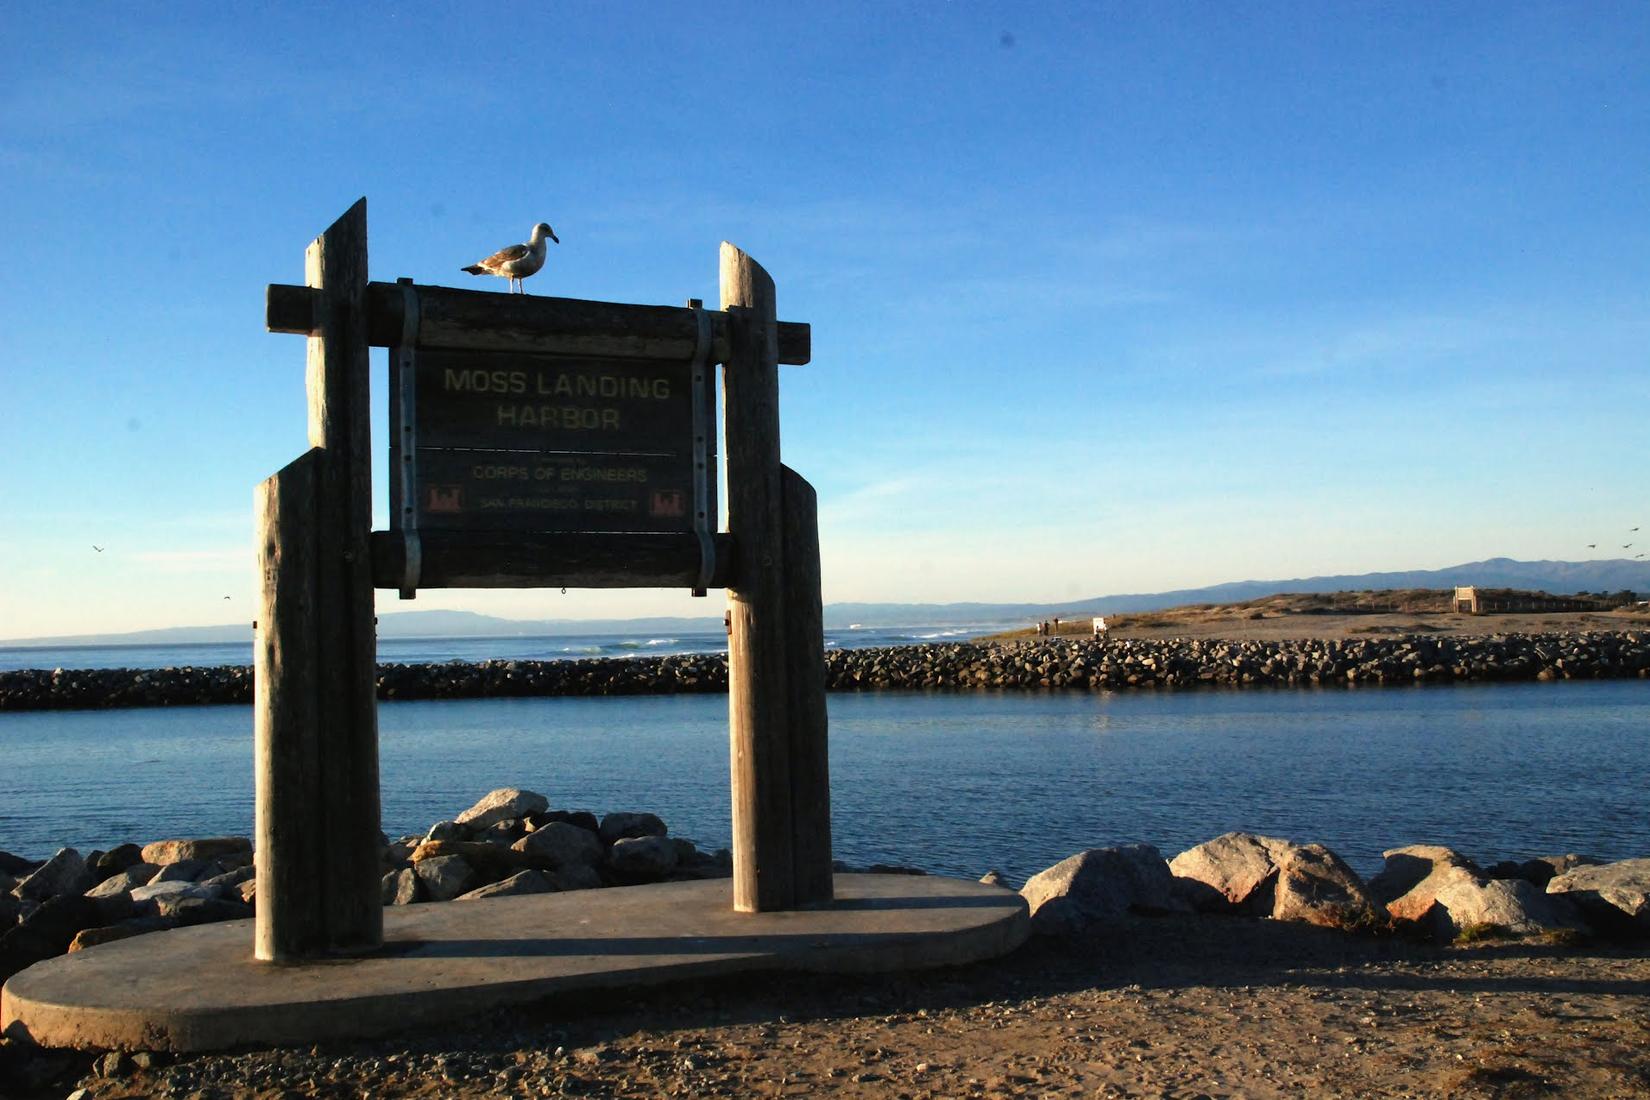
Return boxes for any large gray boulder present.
[1020,845,1180,935]
[1368,845,1481,923]
[512,822,603,871]
[199,865,256,892]
[85,864,161,899]
[151,859,213,884]
[380,868,421,906]
[88,844,145,881]
[455,788,550,831]
[608,836,679,879]
[140,837,251,867]
[1169,833,1291,913]
[554,864,603,891]
[414,855,479,902]
[14,849,96,903]
[129,881,219,915]
[599,812,667,845]
[68,916,176,953]
[1170,834,1383,931]
[1428,876,1587,940]
[1271,843,1383,931]
[1518,854,1603,888]
[408,840,531,889]
[157,896,252,925]
[458,870,557,900]
[1547,858,1650,937]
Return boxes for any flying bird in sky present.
[92,545,104,552]
[1587,543,1596,549]
[462,223,558,293]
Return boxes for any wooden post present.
[721,243,795,912]
[254,451,324,959]
[254,199,382,960]
[781,465,833,905]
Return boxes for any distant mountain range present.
[7,557,1647,647]
[823,556,1650,626]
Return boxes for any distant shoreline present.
[1,628,1646,711]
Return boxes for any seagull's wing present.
[480,243,532,267]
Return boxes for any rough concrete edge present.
[2,877,1029,1053]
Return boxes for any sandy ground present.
[999,609,1650,645]
[8,915,1648,1099]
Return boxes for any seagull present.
[92,545,104,552]
[462,223,558,293]
[1587,543,1596,549]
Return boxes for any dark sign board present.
[390,347,713,536]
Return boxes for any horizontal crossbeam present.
[268,282,810,365]
[369,530,736,590]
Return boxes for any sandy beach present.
[4,913,1646,1098]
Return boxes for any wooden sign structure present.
[257,199,831,962]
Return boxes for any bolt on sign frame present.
[259,199,831,963]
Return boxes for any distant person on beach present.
[1093,616,1107,638]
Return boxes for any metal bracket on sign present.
[688,299,715,596]
[395,280,422,599]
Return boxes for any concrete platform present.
[1,874,1028,1052]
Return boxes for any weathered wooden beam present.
[267,282,811,365]
[253,450,325,961]
[781,465,833,906]
[722,242,795,912]
[370,530,734,590]
[263,197,382,959]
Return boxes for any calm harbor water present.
[2,680,1646,883]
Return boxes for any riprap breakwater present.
[2,632,1646,711]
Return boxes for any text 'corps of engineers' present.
[399,351,706,534]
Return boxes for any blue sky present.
[3,3,1647,639]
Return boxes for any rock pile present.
[1018,831,1650,944]
[377,789,731,907]
[6,806,1650,997]
[836,632,1650,691]
[0,789,731,986]
[4,631,1646,710]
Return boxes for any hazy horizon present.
[6,553,1647,647]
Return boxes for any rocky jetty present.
[1024,831,1648,946]
[3,630,1647,710]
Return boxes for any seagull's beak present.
[549,230,560,244]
